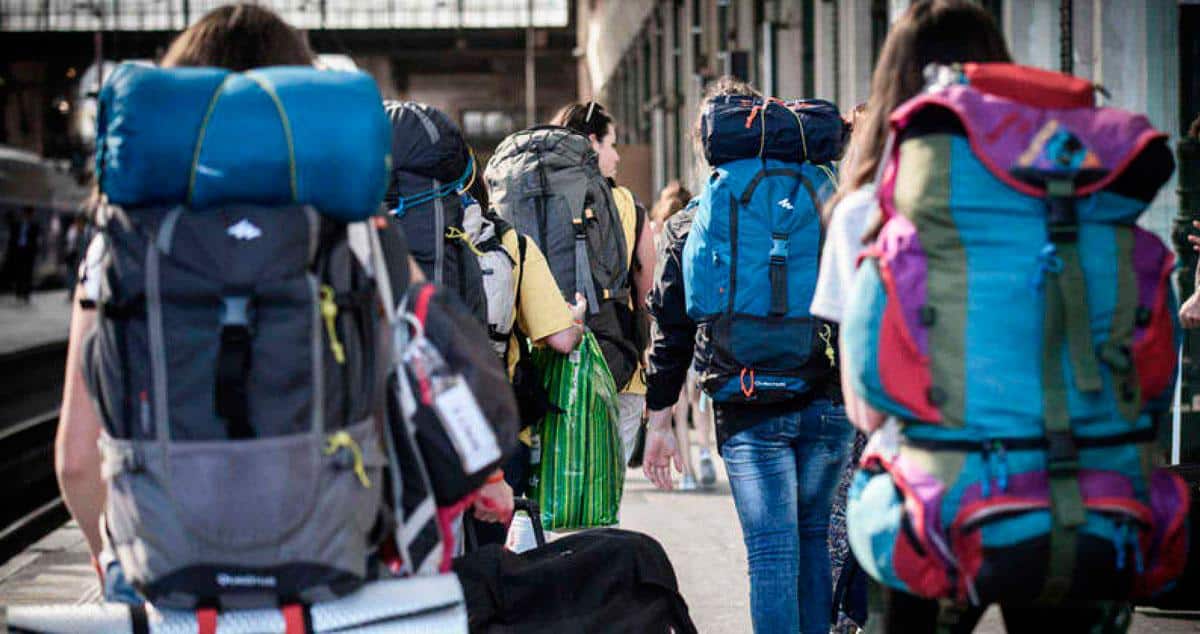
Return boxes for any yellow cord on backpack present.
[818,324,836,367]
[319,285,346,365]
[445,226,485,257]
[457,146,478,195]
[324,431,372,488]
[817,164,838,190]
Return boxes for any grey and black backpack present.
[79,63,393,610]
[83,204,387,609]
[484,126,636,388]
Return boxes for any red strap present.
[196,607,218,634]
[962,62,1095,109]
[413,283,436,326]
[281,604,306,634]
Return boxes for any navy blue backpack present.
[682,158,839,403]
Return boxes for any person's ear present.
[589,133,600,146]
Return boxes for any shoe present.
[698,451,716,487]
[678,474,698,491]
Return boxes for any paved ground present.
[2,435,1199,632]
[618,439,1200,634]
[0,289,71,356]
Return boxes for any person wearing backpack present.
[812,6,1011,631]
[648,180,717,490]
[460,181,589,547]
[55,5,519,610]
[384,100,488,325]
[56,5,323,604]
[831,3,1186,632]
[548,101,657,466]
[642,77,851,634]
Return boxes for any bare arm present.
[55,299,106,559]
[541,326,582,355]
[537,293,587,354]
[632,219,656,310]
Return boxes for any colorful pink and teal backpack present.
[842,63,1188,605]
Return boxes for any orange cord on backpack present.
[740,367,756,398]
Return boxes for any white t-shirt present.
[810,186,878,324]
[78,234,106,302]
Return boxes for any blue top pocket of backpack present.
[96,63,391,221]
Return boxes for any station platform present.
[3,461,1199,632]
[0,290,71,357]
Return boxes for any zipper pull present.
[320,285,346,365]
[324,430,372,488]
[819,324,836,367]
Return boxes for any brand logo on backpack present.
[215,572,277,588]
[226,219,262,241]
[777,198,794,210]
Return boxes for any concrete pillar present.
[1072,0,1177,241]
[1004,0,1059,71]
[836,0,874,110]
[773,2,806,99]
[812,0,838,103]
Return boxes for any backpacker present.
[82,63,391,608]
[365,218,520,574]
[700,96,847,168]
[384,101,487,325]
[682,157,840,403]
[842,63,1188,604]
[461,194,519,359]
[485,126,638,389]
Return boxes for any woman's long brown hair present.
[827,0,1011,233]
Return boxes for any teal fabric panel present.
[97,63,391,221]
[97,64,227,207]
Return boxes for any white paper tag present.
[397,372,418,419]
[433,380,501,473]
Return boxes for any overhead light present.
[57,99,71,114]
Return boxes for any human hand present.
[569,292,588,324]
[642,408,681,490]
[1182,291,1200,329]
[473,473,514,524]
[1189,221,1200,252]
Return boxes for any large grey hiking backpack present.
[384,101,488,326]
[82,204,387,609]
[484,126,637,388]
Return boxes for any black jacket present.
[644,208,697,413]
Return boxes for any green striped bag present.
[528,332,624,530]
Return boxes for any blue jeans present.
[722,399,854,634]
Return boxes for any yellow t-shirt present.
[611,186,647,395]
[499,228,574,379]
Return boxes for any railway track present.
[0,342,67,564]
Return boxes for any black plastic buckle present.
[1045,430,1079,475]
[1046,180,1078,244]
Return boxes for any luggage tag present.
[402,328,501,474]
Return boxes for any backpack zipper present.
[320,284,346,364]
